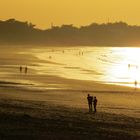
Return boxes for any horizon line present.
[1,18,140,29]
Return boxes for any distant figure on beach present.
[87,94,93,112]
[20,66,22,73]
[128,64,130,69]
[134,80,137,89]
[25,66,28,74]
[93,96,98,112]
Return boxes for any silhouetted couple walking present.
[87,94,97,113]
[20,66,28,74]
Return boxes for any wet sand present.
[0,73,140,118]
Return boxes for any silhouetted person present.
[93,96,97,112]
[87,94,93,112]
[20,66,22,73]
[134,80,137,89]
[25,66,28,74]
[128,64,131,69]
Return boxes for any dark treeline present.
[1,18,140,46]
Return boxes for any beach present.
[0,75,140,140]
[0,46,140,139]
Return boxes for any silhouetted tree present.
[0,19,140,46]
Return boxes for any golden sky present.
[0,0,140,29]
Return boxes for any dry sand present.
[0,83,140,140]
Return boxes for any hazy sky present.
[0,0,140,29]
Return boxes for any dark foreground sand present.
[0,97,139,140]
